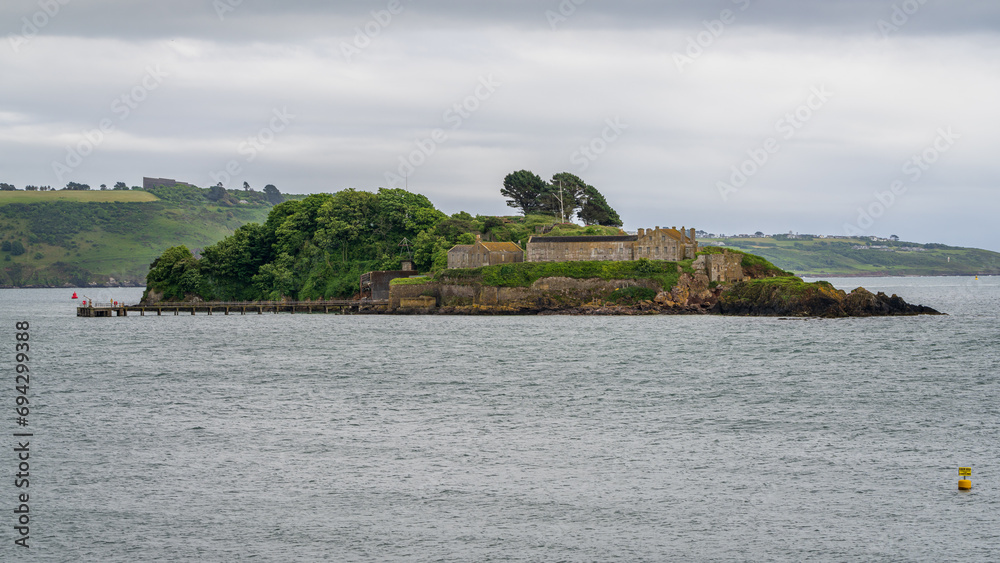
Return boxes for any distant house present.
[447,235,524,269]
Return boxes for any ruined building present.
[693,251,745,283]
[526,226,698,263]
[446,236,524,269]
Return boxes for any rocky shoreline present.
[384,270,942,317]
[380,285,940,317]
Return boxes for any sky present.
[2,0,999,250]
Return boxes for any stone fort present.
[526,226,699,263]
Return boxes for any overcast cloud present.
[2,0,998,250]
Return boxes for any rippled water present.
[2,277,998,561]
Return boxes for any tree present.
[501,170,548,215]
[0,183,15,191]
[100,184,107,190]
[199,223,271,300]
[578,185,622,227]
[10,241,26,256]
[145,245,203,301]
[63,182,90,191]
[263,184,282,205]
[1,241,10,252]
[114,182,128,190]
[243,181,251,192]
[543,173,587,221]
[755,231,765,237]
[207,184,228,202]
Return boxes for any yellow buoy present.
[959,468,972,490]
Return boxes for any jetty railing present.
[77,299,385,317]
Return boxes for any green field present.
[0,190,159,203]
[0,186,275,287]
[702,236,1000,277]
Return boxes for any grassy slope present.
[702,237,1000,276]
[0,191,159,203]
[0,195,272,286]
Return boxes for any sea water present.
[0,277,997,561]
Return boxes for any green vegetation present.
[0,183,278,287]
[0,190,158,204]
[697,246,793,278]
[717,276,859,317]
[410,212,604,272]
[702,236,1000,276]
[729,276,837,299]
[500,170,622,226]
[144,188,448,301]
[435,258,681,291]
[389,277,431,286]
[542,224,624,237]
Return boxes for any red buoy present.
[72,292,78,299]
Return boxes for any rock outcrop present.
[387,255,941,317]
[715,280,941,317]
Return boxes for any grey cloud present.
[2,1,999,250]
[4,0,1000,43]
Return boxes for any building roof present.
[528,235,638,243]
[448,245,473,253]
[478,241,523,252]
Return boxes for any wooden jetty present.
[77,300,381,317]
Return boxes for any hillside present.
[0,190,159,204]
[702,236,1000,277]
[0,186,276,287]
[4,182,998,289]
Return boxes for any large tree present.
[501,170,548,215]
[541,172,589,221]
[263,184,282,205]
[578,185,623,227]
[206,184,228,202]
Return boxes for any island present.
[137,183,941,318]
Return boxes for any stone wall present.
[634,226,698,261]
[692,251,745,283]
[526,227,698,263]
[526,236,637,262]
[388,276,660,311]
